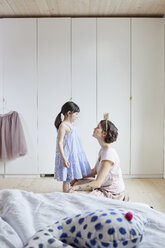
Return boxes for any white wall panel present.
[0,20,4,174]
[0,20,3,111]
[38,18,71,174]
[3,19,38,174]
[0,17,164,177]
[97,18,130,174]
[131,18,164,175]
[72,18,97,168]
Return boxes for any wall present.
[0,18,164,178]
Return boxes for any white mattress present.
[0,189,165,248]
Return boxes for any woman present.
[69,119,129,201]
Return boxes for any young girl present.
[69,118,129,201]
[54,101,91,192]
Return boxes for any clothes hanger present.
[0,98,5,114]
[0,98,12,115]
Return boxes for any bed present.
[0,189,165,248]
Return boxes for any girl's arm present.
[58,124,70,168]
[71,160,113,191]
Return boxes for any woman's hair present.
[100,120,118,143]
[54,101,80,130]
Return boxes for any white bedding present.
[0,189,165,248]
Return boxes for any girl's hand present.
[62,159,70,168]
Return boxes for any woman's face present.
[93,123,104,139]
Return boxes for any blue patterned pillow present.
[57,208,147,247]
[25,208,147,248]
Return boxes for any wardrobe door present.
[0,20,4,175]
[0,20,3,109]
[38,18,71,174]
[131,18,164,176]
[72,18,97,167]
[3,19,38,175]
[97,18,130,174]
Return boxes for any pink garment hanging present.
[0,111,27,161]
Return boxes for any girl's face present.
[70,112,79,123]
[93,123,105,140]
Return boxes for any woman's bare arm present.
[70,160,113,191]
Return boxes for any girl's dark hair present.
[54,101,80,130]
[100,120,118,143]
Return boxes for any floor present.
[0,177,165,213]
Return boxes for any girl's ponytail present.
[54,112,62,130]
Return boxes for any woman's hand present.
[68,186,76,193]
[62,159,70,168]
[70,179,78,186]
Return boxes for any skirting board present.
[1,174,40,178]
[0,174,163,179]
[123,174,163,178]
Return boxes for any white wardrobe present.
[131,18,164,176]
[0,19,38,175]
[97,18,130,175]
[38,18,97,174]
[0,19,3,174]
[38,18,71,174]
[0,17,164,177]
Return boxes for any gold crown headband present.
[104,113,109,132]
